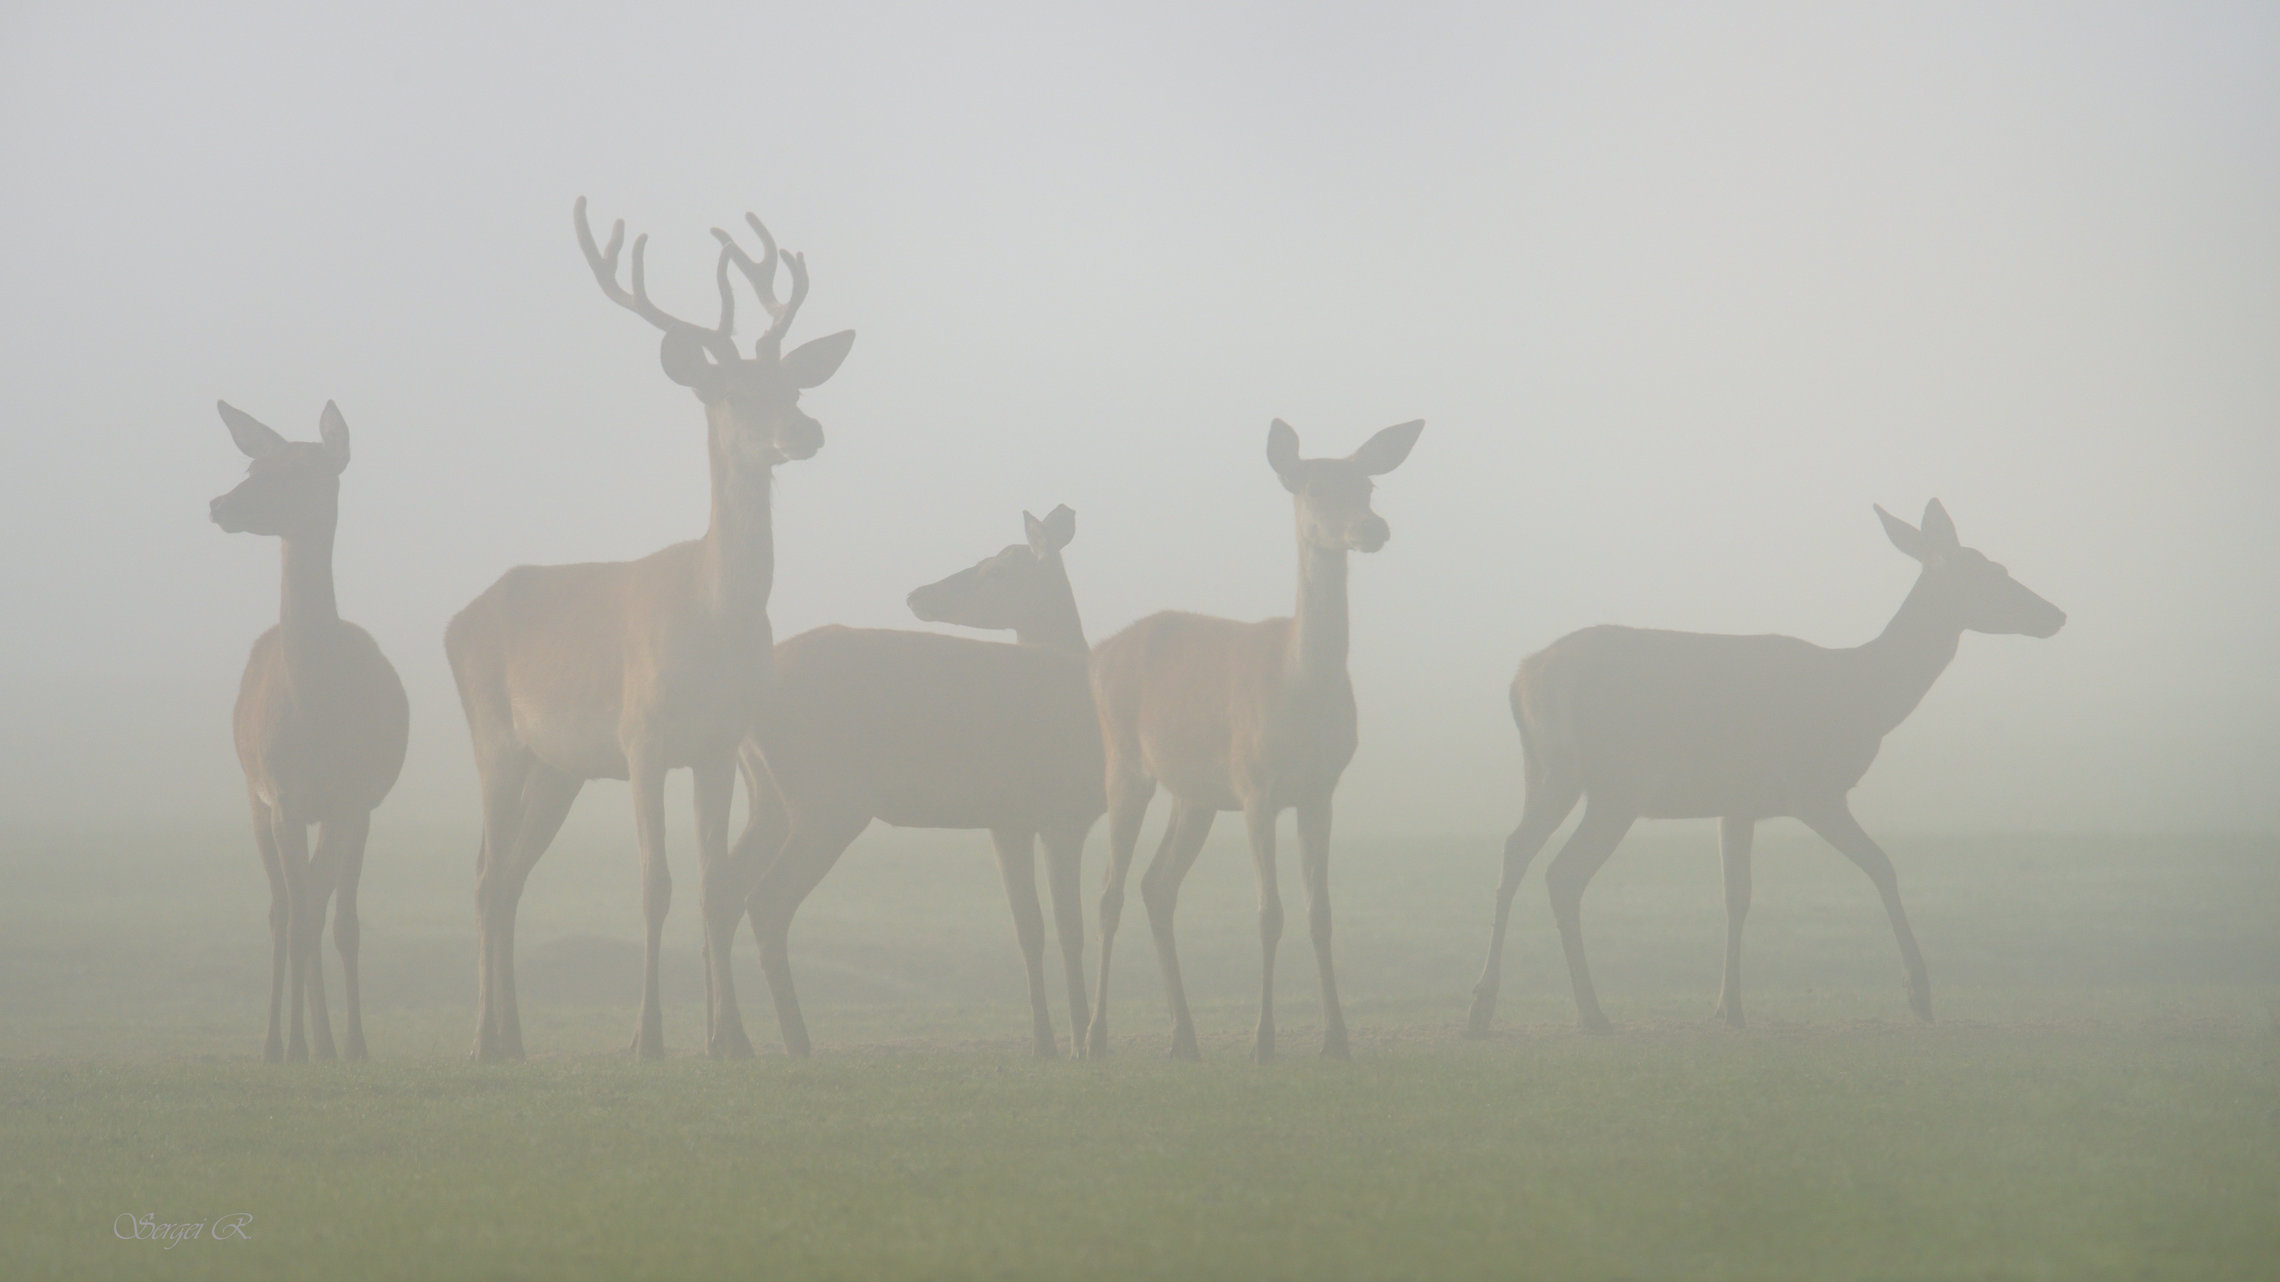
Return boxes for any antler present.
[711,212,810,358]
[574,196,739,361]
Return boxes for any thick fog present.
[2,2,2274,840]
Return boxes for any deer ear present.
[317,401,351,471]
[1267,419,1303,490]
[1876,504,1929,561]
[782,329,855,389]
[1351,419,1424,475]
[1919,498,1959,553]
[217,400,287,460]
[1027,504,1075,556]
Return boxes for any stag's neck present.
[278,526,341,683]
[1013,559,1088,656]
[1287,539,1351,688]
[1850,570,1962,738]
[702,444,775,621]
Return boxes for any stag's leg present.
[1142,800,1217,1061]
[1241,800,1284,1063]
[991,828,1059,1058]
[1086,771,1155,1058]
[627,749,673,1060]
[271,815,314,1063]
[1714,816,1755,1028]
[1040,822,1091,1053]
[471,745,531,1062]
[480,763,580,1061]
[251,794,289,1064]
[748,806,869,1059]
[693,754,752,1060]
[1543,798,1638,1033]
[1800,802,1932,1021]
[321,811,374,1060]
[1294,794,1348,1060]
[1467,774,1583,1036]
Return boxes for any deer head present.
[1876,499,2066,638]
[906,505,1077,633]
[575,198,854,474]
[210,400,351,538]
[1266,418,1424,553]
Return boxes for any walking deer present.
[1087,418,1423,1061]
[718,506,1101,1058]
[211,399,409,1063]
[445,200,853,1060]
[1466,499,2065,1035]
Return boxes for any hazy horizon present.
[4,1,2276,843]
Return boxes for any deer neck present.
[278,522,340,683]
[1013,559,1088,656]
[701,425,775,621]
[1287,534,1351,689]
[1851,568,1962,738]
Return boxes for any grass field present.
[3,817,2276,1279]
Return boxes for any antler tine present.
[712,211,811,356]
[574,196,736,357]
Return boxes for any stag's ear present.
[217,400,288,460]
[1351,419,1424,475]
[659,330,723,397]
[1267,419,1303,491]
[1919,498,1959,553]
[1876,504,1929,561]
[317,401,351,471]
[782,329,856,389]
[1026,504,1076,556]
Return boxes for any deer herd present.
[208,202,2066,1065]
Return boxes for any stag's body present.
[1466,500,2066,1034]
[1087,418,1422,1062]
[448,201,851,1061]
[720,507,1101,1059]
[213,400,408,1063]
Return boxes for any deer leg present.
[1040,823,1091,1053]
[991,828,1058,1058]
[692,754,751,1060]
[1242,800,1284,1064]
[321,811,374,1060]
[1800,803,1932,1021]
[251,795,289,1064]
[300,836,343,1063]
[1544,799,1637,1033]
[747,806,868,1059]
[271,815,313,1063]
[627,750,673,1060]
[1086,772,1154,1059]
[1141,800,1216,1061]
[471,746,532,1062]
[492,766,579,1060]
[1467,775,1582,1036]
[1713,816,1755,1027]
[1294,794,1347,1060]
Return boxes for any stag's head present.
[1267,418,1424,554]
[907,505,1077,634]
[209,400,350,539]
[575,198,853,475]
[1877,499,2066,638]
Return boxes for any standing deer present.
[717,505,1101,1059]
[1087,418,1423,1062]
[446,199,853,1060]
[1466,499,2065,1035]
[211,399,408,1063]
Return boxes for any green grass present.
[3,822,2276,1278]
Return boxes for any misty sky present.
[2,2,2275,841]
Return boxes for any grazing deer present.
[1466,499,2065,1035]
[1087,418,1423,1062]
[211,399,408,1063]
[718,505,1101,1058]
[445,199,853,1061]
